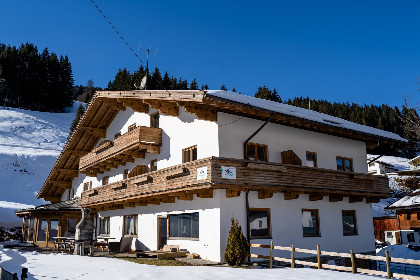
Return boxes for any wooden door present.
[158,217,168,250]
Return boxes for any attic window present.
[323,119,340,125]
[246,143,268,162]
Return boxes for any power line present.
[89,0,145,66]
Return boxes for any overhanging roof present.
[37,90,407,201]
[16,197,81,215]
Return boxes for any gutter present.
[243,114,273,260]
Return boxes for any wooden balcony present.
[409,220,420,229]
[79,126,162,176]
[81,157,389,209]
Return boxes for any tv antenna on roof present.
[136,44,158,90]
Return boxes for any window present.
[246,143,268,161]
[417,212,420,220]
[169,212,199,239]
[336,157,353,172]
[249,208,270,238]
[407,233,415,242]
[83,181,92,191]
[99,217,110,236]
[123,215,138,236]
[123,169,129,180]
[386,232,394,238]
[306,152,317,167]
[342,210,357,236]
[102,176,109,185]
[128,123,137,132]
[302,209,320,237]
[150,159,157,172]
[183,145,197,163]
[66,218,78,238]
[28,218,34,241]
[150,113,160,128]
[407,213,412,221]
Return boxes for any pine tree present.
[189,79,198,90]
[224,218,248,266]
[220,84,227,91]
[69,104,85,137]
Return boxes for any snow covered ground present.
[0,104,80,226]
[0,245,384,280]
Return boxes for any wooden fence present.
[249,243,420,280]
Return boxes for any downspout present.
[243,114,273,262]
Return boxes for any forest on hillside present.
[0,43,73,112]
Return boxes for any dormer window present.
[151,113,160,128]
[246,143,268,161]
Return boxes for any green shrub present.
[224,217,248,266]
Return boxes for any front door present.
[158,217,167,250]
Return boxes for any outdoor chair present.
[108,236,133,254]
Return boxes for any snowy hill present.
[0,104,80,226]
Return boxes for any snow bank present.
[376,245,420,260]
[0,245,384,280]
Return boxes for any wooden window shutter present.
[281,150,302,166]
[128,165,147,178]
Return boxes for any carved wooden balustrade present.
[79,126,162,176]
[81,157,389,210]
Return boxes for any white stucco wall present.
[69,106,219,199]
[218,112,368,173]
[97,191,223,261]
[220,191,375,260]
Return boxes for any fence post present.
[385,250,392,279]
[350,249,357,274]
[317,244,322,269]
[270,241,273,269]
[291,244,295,268]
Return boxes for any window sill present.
[123,235,138,237]
[303,235,321,238]
[343,233,358,236]
[168,237,199,241]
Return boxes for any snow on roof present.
[367,154,410,171]
[206,91,407,143]
[386,189,420,210]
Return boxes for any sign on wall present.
[197,166,208,180]
[221,166,236,179]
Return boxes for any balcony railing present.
[81,157,389,208]
[79,126,162,175]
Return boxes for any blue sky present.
[1,0,419,107]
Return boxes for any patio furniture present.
[108,236,133,254]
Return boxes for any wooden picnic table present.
[95,236,115,251]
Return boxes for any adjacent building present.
[16,90,406,262]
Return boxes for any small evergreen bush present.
[224,217,248,266]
